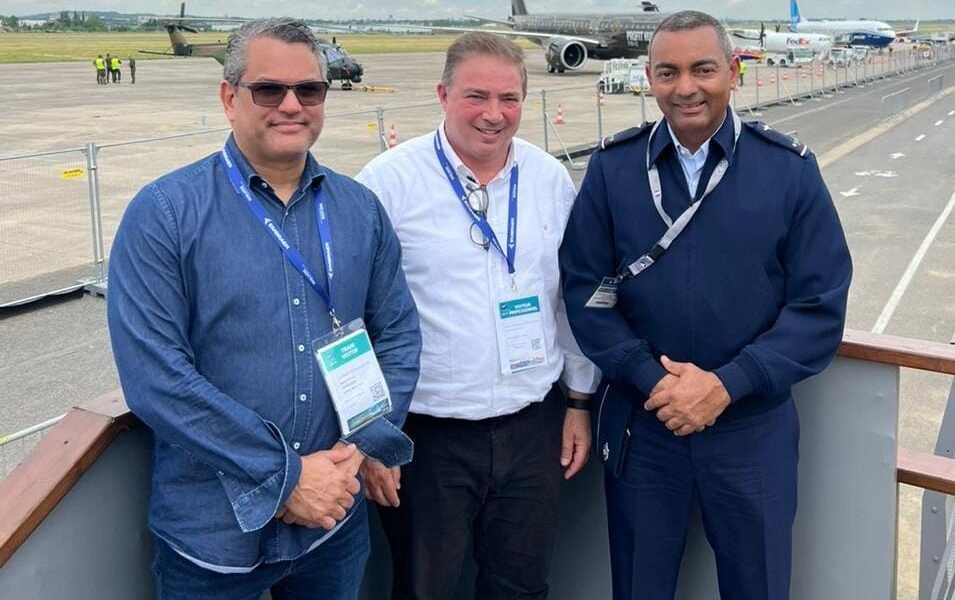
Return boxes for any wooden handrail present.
[1,329,954,568]
[898,447,955,496]
[839,329,955,375]
[0,390,134,568]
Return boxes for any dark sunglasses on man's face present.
[236,81,329,107]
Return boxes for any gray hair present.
[649,10,733,63]
[441,32,528,98]
[223,18,326,85]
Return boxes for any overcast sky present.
[2,0,951,21]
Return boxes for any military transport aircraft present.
[139,3,364,89]
[434,0,670,74]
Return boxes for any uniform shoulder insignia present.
[600,121,653,150]
[745,121,811,158]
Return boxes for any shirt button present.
[298,344,306,352]
[292,442,301,450]
[293,298,301,306]
[299,394,307,402]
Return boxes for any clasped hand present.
[276,442,364,530]
[644,356,731,437]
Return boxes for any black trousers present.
[380,385,565,600]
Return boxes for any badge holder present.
[312,318,392,437]
[493,291,549,375]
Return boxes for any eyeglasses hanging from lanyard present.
[433,131,520,275]
[615,111,742,283]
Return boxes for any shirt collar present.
[437,121,516,186]
[224,133,327,195]
[649,107,735,167]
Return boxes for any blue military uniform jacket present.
[559,109,851,475]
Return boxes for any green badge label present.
[320,331,372,371]
[498,296,541,319]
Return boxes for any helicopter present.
[139,3,364,89]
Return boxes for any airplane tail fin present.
[789,0,802,32]
[511,0,528,17]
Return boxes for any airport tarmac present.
[1,50,954,598]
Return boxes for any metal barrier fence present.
[881,87,911,120]
[0,46,952,307]
[0,415,64,480]
[929,74,946,96]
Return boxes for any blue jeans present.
[153,501,370,600]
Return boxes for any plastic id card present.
[586,277,619,309]
[494,293,549,375]
[313,318,392,437]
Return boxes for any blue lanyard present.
[221,148,341,329]
[433,132,519,274]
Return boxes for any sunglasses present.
[236,81,329,107]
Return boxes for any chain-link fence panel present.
[0,149,97,306]
[95,128,232,260]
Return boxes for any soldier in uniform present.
[559,10,851,600]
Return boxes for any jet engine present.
[544,38,587,73]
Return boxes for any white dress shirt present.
[356,126,600,420]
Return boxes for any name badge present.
[313,318,392,437]
[494,293,549,375]
[586,277,619,309]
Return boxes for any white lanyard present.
[620,111,742,280]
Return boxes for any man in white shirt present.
[355,32,599,600]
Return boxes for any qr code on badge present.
[530,338,542,351]
[369,381,387,402]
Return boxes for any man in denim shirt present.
[107,18,420,600]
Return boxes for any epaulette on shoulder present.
[599,121,653,151]
[745,121,810,158]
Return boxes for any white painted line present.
[915,134,926,141]
[840,187,860,198]
[949,110,955,116]
[872,188,955,334]
[935,120,944,126]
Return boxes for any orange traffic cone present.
[599,91,605,107]
[757,77,763,88]
[783,71,789,81]
[770,75,776,84]
[387,125,398,149]
[801,71,807,80]
[555,104,565,125]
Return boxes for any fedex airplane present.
[789,0,895,48]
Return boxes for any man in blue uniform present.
[559,11,851,600]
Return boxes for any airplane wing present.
[463,13,514,27]
[426,25,606,48]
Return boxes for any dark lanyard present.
[618,111,741,281]
[433,132,519,275]
[221,147,341,329]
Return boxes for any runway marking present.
[840,187,860,198]
[872,187,955,334]
[935,120,944,126]
[855,170,898,178]
[949,110,955,116]
[890,153,905,159]
[915,134,926,141]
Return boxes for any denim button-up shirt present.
[107,135,420,569]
